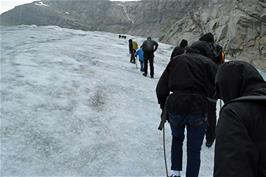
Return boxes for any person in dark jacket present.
[156,40,217,177]
[199,32,219,148]
[142,37,158,78]
[214,61,266,177]
[170,39,188,60]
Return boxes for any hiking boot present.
[206,141,214,148]
[143,73,147,77]
[170,175,180,177]
[150,75,154,78]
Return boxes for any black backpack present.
[143,40,154,52]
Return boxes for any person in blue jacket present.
[135,46,145,72]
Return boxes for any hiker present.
[214,61,266,177]
[170,39,188,60]
[199,32,225,148]
[156,40,217,177]
[142,37,158,78]
[135,46,144,72]
[129,39,138,64]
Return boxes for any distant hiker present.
[142,37,158,78]
[135,46,144,72]
[170,39,188,60]
[199,32,225,148]
[199,32,225,65]
[156,40,217,177]
[119,34,122,38]
[214,61,266,177]
[129,39,138,64]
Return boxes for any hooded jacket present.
[156,41,217,113]
[170,39,188,60]
[214,61,266,177]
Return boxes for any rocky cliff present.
[1,0,265,69]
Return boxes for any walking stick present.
[163,126,169,177]
[158,96,170,177]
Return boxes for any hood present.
[199,32,214,43]
[215,60,266,103]
[187,40,214,60]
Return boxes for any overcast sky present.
[0,0,141,14]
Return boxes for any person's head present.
[215,61,266,103]
[199,32,214,43]
[179,39,188,48]
[147,37,152,40]
[129,39,132,43]
[187,40,213,59]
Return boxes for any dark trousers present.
[169,112,207,177]
[143,53,154,77]
[206,101,217,143]
[130,53,135,63]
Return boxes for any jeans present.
[168,112,207,177]
[139,61,144,71]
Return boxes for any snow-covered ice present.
[3,25,265,176]
[35,1,49,7]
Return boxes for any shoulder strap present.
[230,96,266,102]
[221,96,266,112]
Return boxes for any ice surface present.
[1,25,225,176]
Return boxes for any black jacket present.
[156,41,217,114]
[214,61,266,177]
[142,40,158,53]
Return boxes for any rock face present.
[1,0,265,69]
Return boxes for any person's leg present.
[206,101,217,147]
[169,113,186,173]
[143,55,148,76]
[130,53,135,63]
[149,57,154,78]
[186,113,207,177]
[132,52,136,63]
[140,61,144,72]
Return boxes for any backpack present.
[143,40,154,52]
[132,41,138,50]
[211,43,225,65]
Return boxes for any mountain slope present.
[1,0,265,69]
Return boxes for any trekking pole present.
[162,126,169,177]
[158,97,170,177]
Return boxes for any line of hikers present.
[128,37,158,78]
[155,33,266,177]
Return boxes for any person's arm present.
[170,47,177,59]
[207,61,217,99]
[154,41,159,51]
[156,62,171,110]
[214,105,258,177]
[135,49,139,57]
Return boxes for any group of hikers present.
[128,37,158,78]
[126,32,265,177]
[155,33,265,177]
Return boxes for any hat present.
[199,33,214,43]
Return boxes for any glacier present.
[3,25,264,176]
